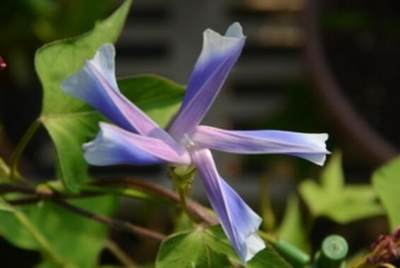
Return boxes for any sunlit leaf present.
[299,152,383,223]
[372,157,400,231]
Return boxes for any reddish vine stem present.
[0,183,166,241]
[0,176,219,241]
[0,177,218,225]
[0,184,38,195]
[0,184,101,200]
[6,192,103,205]
[52,198,166,241]
[92,177,218,225]
[0,175,218,241]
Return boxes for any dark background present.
[0,0,398,266]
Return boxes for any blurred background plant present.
[0,0,115,73]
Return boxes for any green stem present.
[315,235,348,268]
[178,186,197,223]
[260,231,311,267]
[9,119,41,181]
[258,230,277,244]
[105,239,137,268]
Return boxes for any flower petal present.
[192,126,329,166]
[191,148,265,262]
[61,44,171,142]
[84,122,191,166]
[169,23,246,139]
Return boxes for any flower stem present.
[93,178,217,224]
[9,119,41,181]
[168,165,199,223]
[177,186,197,223]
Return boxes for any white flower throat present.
[181,133,196,150]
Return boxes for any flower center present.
[181,133,196,150]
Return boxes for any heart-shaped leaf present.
[35,0,132,191]
[35,0,184,191]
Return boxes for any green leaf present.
[118,74,184,128]
[0,196,117,267]
[41,114,101,192]
[173,212,195,233]
[299,152,383,223]
[201,226,238,261]
[35,0,132,191]
[277,195,310,253]
[35,0,185,191]
[156,227,232,268]
[0,198,68,266]
[372,157,400,231]
[157,226,291,268]
[247,246,292,268]
[40,74,184,193]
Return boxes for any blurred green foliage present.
[0,0,116,88]
[0,0,116,46]
[278,196,309,253]
[299,153,384,223]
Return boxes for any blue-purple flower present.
[62,22,329,262]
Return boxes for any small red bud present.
[368,228,400,265]
[0,56,7,70]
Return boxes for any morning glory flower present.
[62,22,329,262]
